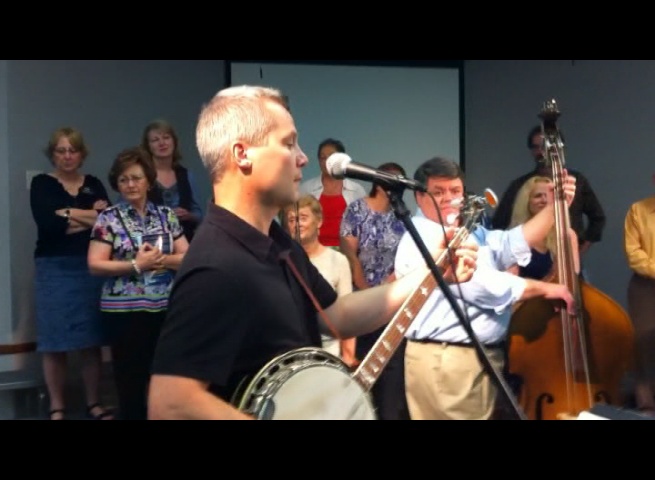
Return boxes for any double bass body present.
[508,278,635,420]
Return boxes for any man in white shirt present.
[394,156,576,420]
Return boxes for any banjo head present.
[236,347,376,420]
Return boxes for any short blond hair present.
[196,85,289,183]
[279,194,323,232]
[43,127,89,164]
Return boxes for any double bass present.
[506,99,635,420]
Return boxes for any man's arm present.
[148,267,250,420]
[340,235,369,290]
[324,234,478,338]
[578,173,606,254]
[148,375,254,420]
[520,278,575,314]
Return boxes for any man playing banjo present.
[147,85,478,420]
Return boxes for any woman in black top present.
[30,127,113,420]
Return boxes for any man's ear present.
[233,143,252,169]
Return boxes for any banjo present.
[232,191,496,420]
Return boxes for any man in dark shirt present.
[147,85,478,420]
[492,125,606,260]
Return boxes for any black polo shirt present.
[151,203,338,402]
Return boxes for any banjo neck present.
[352,263,443,392]
[352,193,493,392]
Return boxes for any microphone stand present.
[386,187,526,421]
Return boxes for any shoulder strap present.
[115,208,138,253]
[280,251,341,342]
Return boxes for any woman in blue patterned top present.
[88,146,189,420]
[340,162,409,420]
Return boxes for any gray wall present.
[464,59,653,311]
[0,60,224,350]
[0,59,647,352]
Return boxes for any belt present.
[410,338,506,350]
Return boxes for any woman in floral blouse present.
[88,146,189,420]
[339,161,409,420]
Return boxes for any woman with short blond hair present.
[281,194,356,366]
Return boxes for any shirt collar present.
[206,203,294,262]
[118,200,159,217]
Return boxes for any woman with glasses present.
[280,194,356,367]
[87,146,189,420]
[141,119,203,242]
[30,126,113,420]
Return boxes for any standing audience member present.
[492,125,605,278]
[281,194,356,366]
[147,85,478,420]
[506,176,580,279]
[299,138,366,248]
[142,119,204,242]
[624,183,655,415]
[340,161,409,420]
[30,126,113,420]
[87,146,188,420]
[394,156,576,420]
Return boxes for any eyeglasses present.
[54,147,79,155]
[117,175,146,185]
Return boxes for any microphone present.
[326,153,427,193]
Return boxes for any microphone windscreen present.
[325,152,352,178]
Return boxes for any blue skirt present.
[34,256,106,352]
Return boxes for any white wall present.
[0,62,12,346]
[229,61,461,214]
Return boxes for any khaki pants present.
[405,340,505,420]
